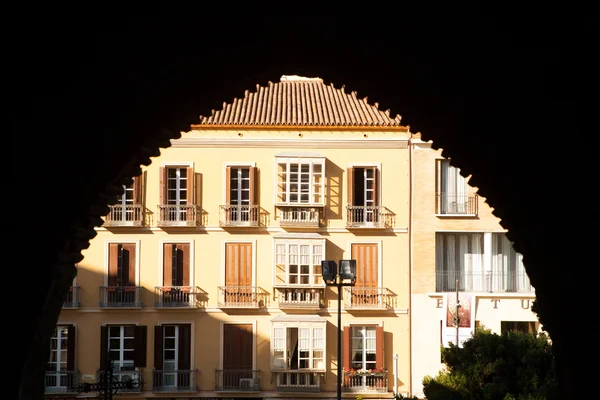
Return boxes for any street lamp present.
[321,259,356,400]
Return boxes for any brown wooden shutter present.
[123,243,136,286]
[133,175,142,205]
[240,243,252,287]
[134,325,147,368]
[226,166,231,204]
[195,172,202,212]
[108,244,119,286]
[342,326,351,369]
[178,324,191,370]
[159,167,166,205]
[249,167,257,205]
[100,326,108,370]
[67,325,76,371]
[154,325,163,370]
[347,167,354,206]
[371,166,378,205]
[376,326,384,370]
[181,243,190,286]
[163,243,173,286]
[186,166,194,204]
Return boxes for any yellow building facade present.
[48,76,538,400]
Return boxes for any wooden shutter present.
[342,326,351,369]
[108,244,119,286]
[376,326,384,369]
[347,167,354,206]
[249,167,257,206]
[133,175,142,205]
[178,324,191,370]
[225,242,252,287]
[67,325,76,371]
[186,166,194,204]
[163,244,173,286]
[195,172,202,211]
[124,243,136,286]
[100,326,108,370]
[159,167,166,205]
[223,324,252,370]
[352,243,378,288]
[134,325,147,368]
[154,326,164,370]
[181,243,190,286]
[226,166,231,204]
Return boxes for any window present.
[276,156,325,206]
[158,165,198,224]
[46,325,75,388]
[343,325,384,372]
[224,165,258,224]
[492,233,531,292]
[108,243,137,286]
[154,324,192,388]
[100,325,147,371]
[436,159,478,215]
[501,321,538,334]
[162,243,191,287]
[274,238,324,286]
[348,166,378,208]
[272,324,325,371]
[436,233,483,291]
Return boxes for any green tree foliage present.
[422,328,557,400]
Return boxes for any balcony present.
[104,204,146,227]
[63,286,80,308]
[343,371,388,393]
[217,286,269,308]
[219,205,260,227]
[436,271,534,293]
[44,370,79,394]
[436,193,479,216]
[154,286,207,308]
[276,287,323,310]
[99,286,143,308]
[157,204,202,227]
[152,369,198,392]
[343,287,397,310]
[278,207,321,228]
[215,369,261,392]
[98,369,143,393]
[346,206,394,228]
[274,371,322,393]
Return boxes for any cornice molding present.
[171,137,409,149]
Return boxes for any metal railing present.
[157,204,201,227]
[217,286,269,308]
[275,371,321,392]
[154,286,206,308]
[436,193,479,215]
[343,371,388,393]
[278,207,320,228]
[63,286,80,308]
[44,370,79,393]
[219,205,260,227]
[343,287,396,310]
[104,204,145,227]
[346,206,394,228]
[436,271,534,293]
[152,369,198,392]
[215,369,260,392]
[99,286,143,307]
[97,369,143,393]
[276,287,323,309]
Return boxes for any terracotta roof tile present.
[197,76,404,127]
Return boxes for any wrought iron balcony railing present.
[276,287,324,309]
[154,286,207,308]
[343,287,397,310]
[45,370,79,393]
[343,371,388,393]
[215,369,261,392]
[278,207,321,228]
[436,270,534,293]
[63,286,81,308]
[217,286,269,308]
[104,204,146,227]
[219,205,260,227]
[157,204,202,227]
[346,206,394,228]
[98,286,143,308]
[97,369,143,393]
[436,193,479,216]
[275,371,322,392]
[152,369,198,392]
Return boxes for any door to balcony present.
[351,244,379,306]
[218,324,258,391]
[224,243,253,306]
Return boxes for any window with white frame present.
[166,167,189,205]
[272,324,325,371]
[276,156,325,206]
[108,325,136,370]
[350,325,377,370]
[435,232,484,291]
[274,238,324,286]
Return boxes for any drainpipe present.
[394,353,399,396]
[408,132,414,397]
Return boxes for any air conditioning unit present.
[239,378,255,388]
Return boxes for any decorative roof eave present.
[189,123,410,132]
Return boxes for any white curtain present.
[491,234,531,292]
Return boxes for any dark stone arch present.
[17,13,591,400]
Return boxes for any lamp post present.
[321,259,356,400]
[72,351,141,400]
